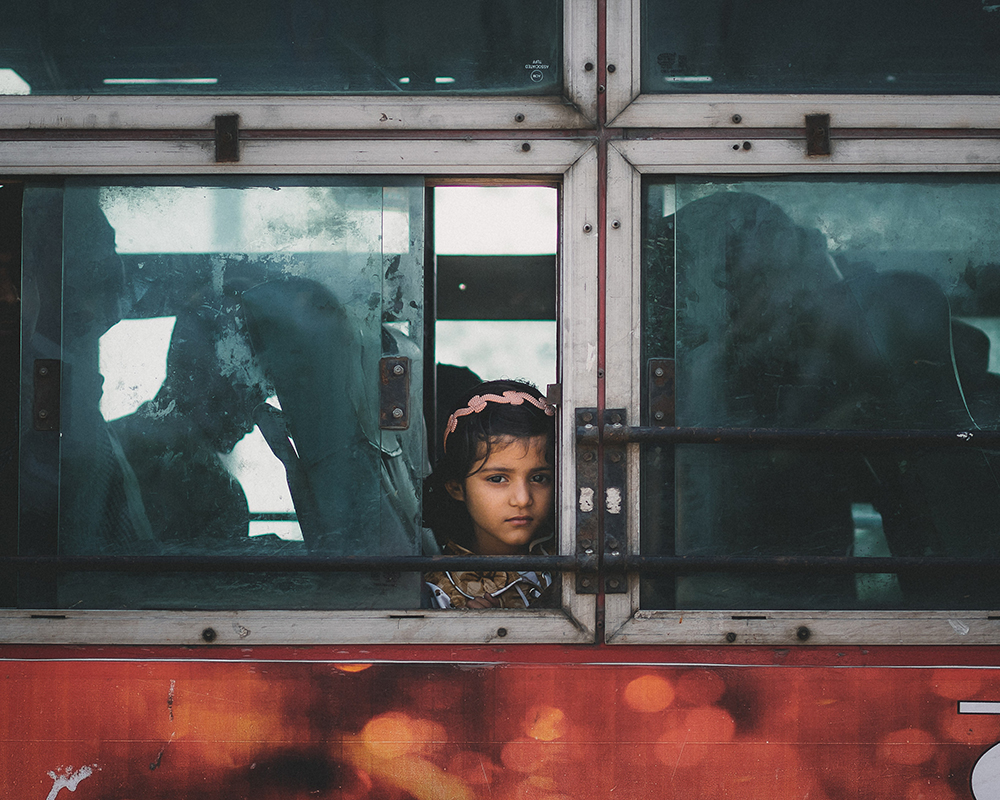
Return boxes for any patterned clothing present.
[424,537,554,609]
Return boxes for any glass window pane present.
[1,1,562,96]
[18,177,424,610]
[642,176,1000,611]
[642,0,1000,94]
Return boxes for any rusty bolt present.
[201,627,217,643]
[725,632,737,643]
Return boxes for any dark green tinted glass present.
[642,176,1000,610]
[1,1,561,95]
[16,177,424,609]
[643,0,1000,94]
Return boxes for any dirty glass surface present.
[18,177,424,609]
[642,0,1000,94]
[642,176,1000,610]
[0,1,562,96]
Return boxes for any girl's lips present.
[506,516,533,525]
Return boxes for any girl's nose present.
[510,479,532,506]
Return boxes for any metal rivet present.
[583,223,593,233]
[654,367,665,378]
[732,114,742,124]
[598,84,606,94]
[653,411,665,421]
[607,64,617,73]
[392,364,405,376]
[725,632,737,643]
[742,141,752,151]
[580,539,593,549]
[606,537,619,550]
[610,412,622,424]
[583,451,595,462]
[610,452,622,463]
[521,142,531,152]
[497,627,508,637]
[38,366,48,377]
[608,578,620,589]
[732,144,740,151]
[581,577,592,588]
[37,409,48,419]
[611,219,621,229]
[584,62,595,71]
[201,627,217,643]
[514,113,525,123]
[581,412,594,423]
[796,626,811,641]
[392,407,404,419]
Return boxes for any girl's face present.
[445,435,554,555]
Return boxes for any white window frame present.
[0,2,596,132]
[605,0,1000,129]
[0,137,598,645]
[603,134,1000,646]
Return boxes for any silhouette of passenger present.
[112,306,269,553]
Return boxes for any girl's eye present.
[486,475,507,483]
[531,473,553,485]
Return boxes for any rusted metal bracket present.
[648,358,675,427]
[575,408,600,593]
[379,356,410,429]
[214,114,240,162]
[602,409,628,593]
[806,113,831,157]
[33,359,60,431]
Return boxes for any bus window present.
[641,176,1000,611]
[16,178,425,610]
[1,1,562,96]
[642,0,1000,94]
[430,185,558,461]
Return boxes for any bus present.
[4,2,1000,798]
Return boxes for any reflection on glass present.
[2,1,561,95]
[642,176,1000,610]
[642,0,1000,94]
[18,178,424,610]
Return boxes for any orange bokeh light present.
[525,705,568,741]
[879,728,937,765]
[624,674,676,713]
[334,663,373,673]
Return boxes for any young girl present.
[423,379,556,609]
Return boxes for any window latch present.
[33,359,60,431]
[379,356,410,430]
[214,114,240,163]
[806,113,831,157]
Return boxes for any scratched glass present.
[642,0,1000,94]
[17,177,424,609]
[641,176,1000,610]
[0,0,562,95]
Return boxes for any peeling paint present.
[45,765,97,800]
[579,487,595,513]
[605,487,622,515]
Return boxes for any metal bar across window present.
[0,555,585,574]
[579,425,1000,448]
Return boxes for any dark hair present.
[423,379,556,549]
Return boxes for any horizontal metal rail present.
[0,554,585,574]
[3,554,998,575]
[619,555,1000,574]
[578,425,1000,449]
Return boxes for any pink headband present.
[443,390,555,452]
